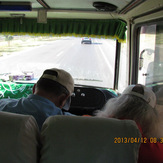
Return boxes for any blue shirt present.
[0,94,63,130]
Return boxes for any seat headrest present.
[0,111,40,163]
[41,115,141,163]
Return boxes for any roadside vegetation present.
[0,35,59,57]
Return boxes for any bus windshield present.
[0,35,116,88]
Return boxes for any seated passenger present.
[95,84,163,163]
[0,68,74,130]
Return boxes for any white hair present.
[95,94,158,138]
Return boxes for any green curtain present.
[0,18,127,42]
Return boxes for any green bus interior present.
[0,0,163,162]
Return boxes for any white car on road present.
[81,37,92,44]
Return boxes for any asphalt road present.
[0,37,116,88]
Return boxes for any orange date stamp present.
[114,137,163,144]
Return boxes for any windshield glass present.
[0,35,116,88]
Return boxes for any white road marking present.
[56,51,63,57]
[97,44,114,76]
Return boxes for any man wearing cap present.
[0,68,74,130]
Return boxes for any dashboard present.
[0,82,117,116]
[68,86,117,115]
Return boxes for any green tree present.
[5,35,14,46]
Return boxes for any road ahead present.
[0,37,116,88]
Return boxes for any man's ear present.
[58,94,70,109]
[32,84,36,94]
